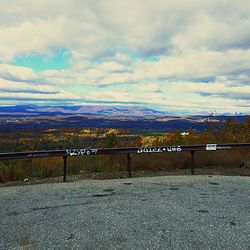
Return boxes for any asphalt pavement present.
[0,175,249,250]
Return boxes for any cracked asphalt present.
[0,175,249,250]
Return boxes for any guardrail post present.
[191,151,195,175]
[127,153,132,178]
[63,156,68,182]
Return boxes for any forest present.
[0,117,249,183]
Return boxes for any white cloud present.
[1,0,250,61]
[0,78,58,94]
[0,64,81,101]
[0,0,249,113]
[0,89,80,101]
[0,64,39,82]
[115,53,131,63]
[0,18,67,61]
[38,49,250,87]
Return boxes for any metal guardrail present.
[0,143,249,182]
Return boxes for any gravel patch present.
[0,175,249,249]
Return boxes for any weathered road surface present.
[0,175,249,250]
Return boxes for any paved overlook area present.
[0,176,249,250]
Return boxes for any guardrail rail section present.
[0,143,249,181]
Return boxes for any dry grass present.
[0,151,249,183]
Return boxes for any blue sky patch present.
[13,48,72,72]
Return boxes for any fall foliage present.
[0,117,249,182]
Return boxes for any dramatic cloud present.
[0,0,249,113]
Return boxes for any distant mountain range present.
[1,105,248,117]
[0,105,248,132]
[0,105,167,118]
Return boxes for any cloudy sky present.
[0,0,250,114]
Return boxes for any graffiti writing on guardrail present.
[66,149,98,156]
[217,146,232,150]
[27,153,50,158]
[206,144,232,151]
[137,146,182,154]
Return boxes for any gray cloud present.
[0,0,249,113]
[200,92,250,100]
[1,0,249,60]
[0,89,59,95]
